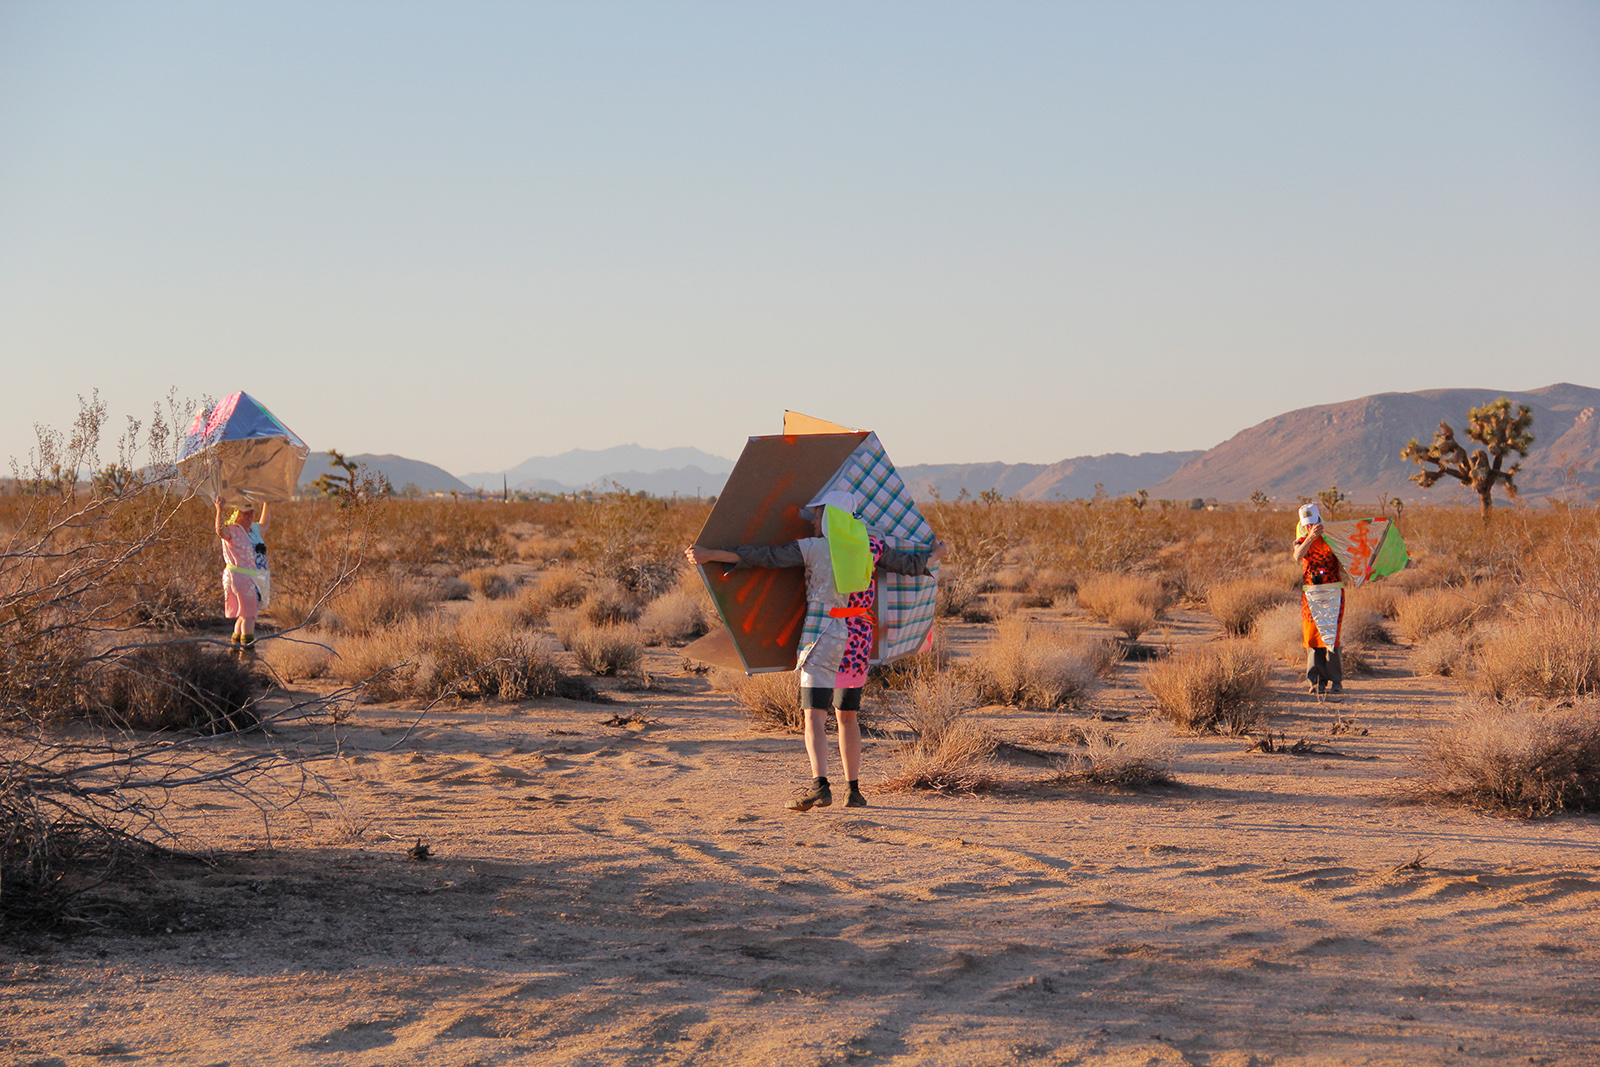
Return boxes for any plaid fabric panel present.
[798,436,939,663]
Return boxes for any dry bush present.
[579,581,641,626]
[260,636,333,683]
[1400,697,1600,816]
[962,617,1117,709]
[1048,723,1177,787]
[265,589,324,630]
[460,566,515,600]
[514,532,575,563]
[1077,573,1171,639]
[1360,582,1406,620]
[327,573,433,634]
[527,567,590,612]
[330,615,443,701]
[1144,641,1271,734]
[565,622,645,677]
[425,575,474,601]
[1027,569,1077,607]
[1342,606,1393,646]
[880,673,997,794]
[715,669,804,732]
[429,604,589,699]
[1394,588,1479,643]
[1473,611,1600,700]
[334,609,593,702]
[1413,631,1471,678]
[86,643,258,732]
[637,589,707,646]
[1206,577,1295,637]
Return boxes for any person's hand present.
[929,539,948,564]
[1309,522,1324,538]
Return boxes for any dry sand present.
[4,609,1597,1066]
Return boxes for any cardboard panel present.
[694,432,867,672]
[783,410,860,435]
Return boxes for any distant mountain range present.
[897,452,1204,501]
[298,383,1599,503]
[1147,382,1600,504]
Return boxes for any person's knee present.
[836,707,859,727]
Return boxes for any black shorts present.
[801,686,863,712]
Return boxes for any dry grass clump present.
[461,566,515,600]
[579,581,641,626]
[1394,588,1479,643]
[527,567,590,611]
[1400,697,1600,816]
[1047,723,1177,787]
[266,589,324,630]
[333,609,594,702]
[637,589,708,646]
[1472,611,1600,700]
[1077,573,1171,639]
[1206,577,1295,637]
[564,623,645,677]
[259,637,333,683]
[880,673,997,794]
[327,573,433,634]
[963,617,1118,709]
[1342,606,1393,646]
[1144,640,1271,734]
[1413,631,1471,678]
[514,532,575,563]
[85,643,259,732]
[714,669,804,732]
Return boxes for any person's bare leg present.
[837,708,862,783]
[803,707,829,778]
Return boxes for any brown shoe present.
[787,779,832,812]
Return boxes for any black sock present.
[848,780,860,791]
[814,776,829,786]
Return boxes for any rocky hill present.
[1146,383,1600,505]
[898,452,1202,501]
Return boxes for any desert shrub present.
[637,589,707,646]
[527,567,589,614]
[333,609,594,702]
[330,615,442,701]
[1400,697,1600,816]
[87,643,258,732]
[1048,723,1177,787]
[1413,631,1470,678]
[1473,611,1600,700]
[461,566,515,600]
[265,589,324,630]
[427,605,589,700]
[515,532,575,563]
[716,669,804,732]
[880,673,997,794]
[566,623,645,677]
[427,575,474,601]
[579,581,641,627]
[260,636,333,683]
[1144,640,1270,734]
[1027,569,1077,607]
[1360,582,1405,621]
[1077,573,1171,639]
[962,617,1117,709]
[1206,577,1295,637]
[1394,588,1478,643]
[327,573,433,634]
[1342,606,1392,646]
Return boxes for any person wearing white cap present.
[687,489,946,811]
[1291,502,1344,697]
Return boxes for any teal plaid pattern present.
[798,434,940,664]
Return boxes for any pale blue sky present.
[3,2,1596,474]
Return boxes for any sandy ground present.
[3,608,1598,1067]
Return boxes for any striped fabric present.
[798,433,940,664]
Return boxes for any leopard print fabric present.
[833,536,885,688]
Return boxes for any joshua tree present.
[1401,397,1534,523]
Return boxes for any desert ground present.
[3,599,1597,1067]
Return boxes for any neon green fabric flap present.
[826,505,873,594]
[1371,523,1409,578]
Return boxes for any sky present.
[2,1,1597,475]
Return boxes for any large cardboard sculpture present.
[684,412,940,673]
[177,392,310,504]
